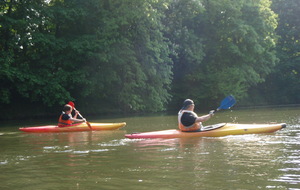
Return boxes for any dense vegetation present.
[0,0,299,119]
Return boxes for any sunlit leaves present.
[0,0,291,114]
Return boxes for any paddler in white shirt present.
[178,99,214,132]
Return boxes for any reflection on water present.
[271,124,300,188]
[1,107,300,189]
[125,129,300,189]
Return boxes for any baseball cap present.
[181,99,194,110]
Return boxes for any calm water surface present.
[1,107,300,190]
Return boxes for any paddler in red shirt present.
[178,99,214,132]
[58,104,86,127]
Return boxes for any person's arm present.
[195,111,214,123]
[71,110,86,122]
[70,117,86,122]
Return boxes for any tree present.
[0,0,173,115]
[166,0,278,109]
[260,0,300,104]
[0,0,282,119]
[0,0,71,106]
[75,0,173,112]
[164,0,206,108]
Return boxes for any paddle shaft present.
[74,108,92,129]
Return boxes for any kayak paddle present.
[75,108,92,129]
[68,101,92,129]
[214,95,236,113]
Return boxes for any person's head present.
[181,99,194,110]
[63,104,73,113]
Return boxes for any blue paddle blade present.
[217,95,236,110]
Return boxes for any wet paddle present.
[68,101,92,129]
[74,108,92,129]
[214,95,236,113]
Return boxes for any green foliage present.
[166,0,277,108]
[248,0,300,105]
[164,0,206,106]
[0,0,297,118]
[94,0,172,111]
[0,0,173,114]
[203,0,277,97]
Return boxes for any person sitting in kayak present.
[58,104,86,127]
[178,99,214,132]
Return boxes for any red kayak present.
[19,122,126,133]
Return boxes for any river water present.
[1,107,300,190]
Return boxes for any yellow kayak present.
[19,122,126,133]
[125,123,286,139]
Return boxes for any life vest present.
[178,110,203,132]
[58,112,73,127]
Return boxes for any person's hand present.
[209,110,215,116]
[82,118,86,122]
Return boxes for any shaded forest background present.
[0,0,299,120]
